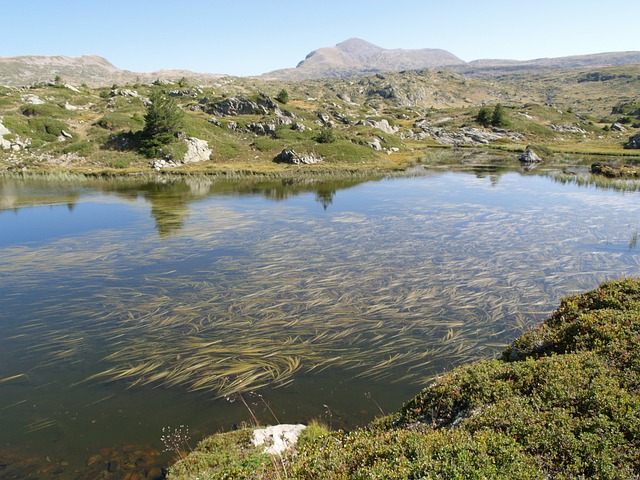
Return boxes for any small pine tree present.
[491,104,508,127]
[140,91,185,158]
[275,89,289,104]
[476,107,492,127]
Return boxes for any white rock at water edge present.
[251,424,307,455]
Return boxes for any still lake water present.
[1,164,640,477]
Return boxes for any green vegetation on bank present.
[0,63,639,175]
[168,277,640,479]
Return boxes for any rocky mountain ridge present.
[0,55,228,87]
[2,38,640,86]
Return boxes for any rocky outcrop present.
[611,122,627,132]
[206,96,283,118]
[518,146,543,163]
[206,97,267,117]
[549,124,587,134]
[183,137,212,163]
[406,124,522,146]
[248,122,276,136]
[624,132,640,149]
[274,149,323,165]
[356,118,398,134]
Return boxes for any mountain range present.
[1,38,640,86]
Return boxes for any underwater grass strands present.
[2,173,640,401]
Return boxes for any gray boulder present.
[367,138,382,151]
[625,132,640,149]
[0,119,10,136]
[183,137,212,163]
[611,122,627,132]
[274,149,323,165]
[248,122,276,136]
[518,146,543,163]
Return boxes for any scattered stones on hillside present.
[518,146,543,163]
[251,424,307,456]
[331,111,352,124]
[167,89,198,97]
[151,158,180,171]
[274,149,323,165]
[549,124,587,134]
[0,119,31,151]
[403,118,524,145]
[109,88,151,106]
[291,122,306,132]
[317,112,332,125]
[183,137,212,163]
[625,132,640,149]
[111,88,140,98]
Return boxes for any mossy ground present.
[168,278,640,479]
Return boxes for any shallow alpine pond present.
[1,162,640,478]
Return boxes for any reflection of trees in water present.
[315,189,336,210]
[150,200,188,238]
[1,175,375,236]
[0,178,81,211]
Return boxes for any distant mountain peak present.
[335,38,382,53]
[274,38,466,80]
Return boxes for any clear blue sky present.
[2,0,638,76]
